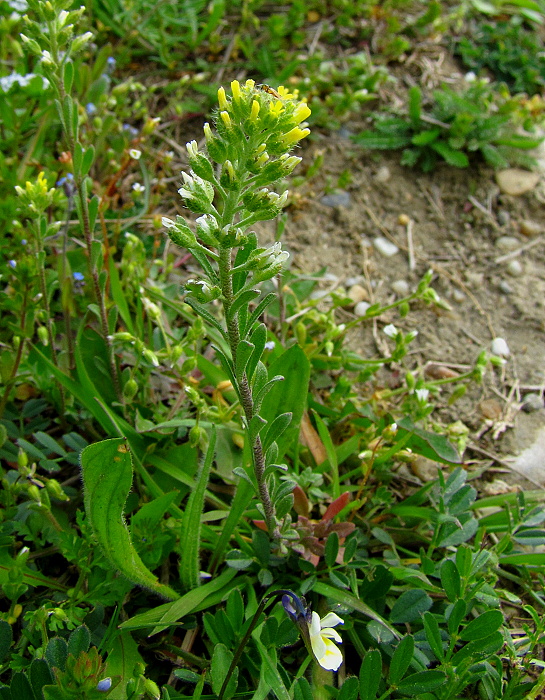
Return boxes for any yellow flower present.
[220,111,232,129]
[292,102,312,124]
[269,100,284,118]
[281,126,310,147]
[250,100,260,121]
[308,611,344,671]
[231,80,241,101]
[217,86,229,111]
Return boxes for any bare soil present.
[259,132,545,489]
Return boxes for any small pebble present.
[309,290,330,301]
[397,214,410,226]
[495,236,520,252]
[499,280,513,294]
[465,271,484,287]
[522,393,544,412]
[491,337,510,357]
[520,219,542,237]
[507,259,523,277]
[496,168,540,196]
[497,210,510,226]
[375,166,391,183]
[348,284,368,304]
[345,275,365,287]
[320,191,351,208]
[354,301,370,317]
[479,398,503,420]
[452,289,465,303]
[373,236,399,257]
[392,279,409,296]
[410,456,440,482]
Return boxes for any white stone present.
[354,301,370,317]
[392,279,409,296]
[375,166,391,183]
[373,237,399,257]
[495,236,520,252]
[507,259,523,277]
[491,337,510,357]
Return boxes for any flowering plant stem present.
[164,80,311,541]
[218,245,279,537]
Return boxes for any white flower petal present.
[318,638,343,671]
[321,627,342,643]
[309,611,321,637]
[320,613,344,628]
[310,630,327,661]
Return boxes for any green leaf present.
[255,639,291,700]
[260,345,310,459]
[104,631,144,700]
[338,676,359,700]
[431,142,469,168]
[408,86,422,124]
[209,478,254,572]
[45,637,68,673]
[396,670,447,695]
[354,131,412,150]
[119,568,237,633]
[313,411,340,499]
[81,145,95,177]
[359,649,382,700]
[28,659,54,699]
[324,531,340,568]
[109,257,134,334]
[412,129,441,146]
[422,612,444,662]
[294,677,313,700]
[262,412,292,453]
[389,635,414,685]
[499,552,545,565]
[180,429,216,591]
[312,582,399,638]
[440,559,461,602]
[447,599,467,635]
[10,673,35,700]
[396,418,461,463]
[390,590,432,623]
[211,644,238,699]
[81,438,179,600]
[460,609,503,641]
[67,625,90,657]
[0,621,12,664]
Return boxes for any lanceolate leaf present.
[81,438,179,601]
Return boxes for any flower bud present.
[186,141,215,181]
[37,326,49,346]
[45,479,69,501]
[189,425,209,451]
[163,216,198,248]
[123,378,138,400]
[185,279,221,303]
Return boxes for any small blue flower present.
[8,259,16,269]
[107,56,116,70]
[72,272,84,282]
[86,103,97,115]
[96,677,112,692]
[123,123,139,137]
[21,239,27,245]
[56,177,67,187]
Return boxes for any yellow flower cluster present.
[213,80,311,154]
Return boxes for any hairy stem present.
[218,246,280,539]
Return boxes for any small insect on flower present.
[258,84,282,99]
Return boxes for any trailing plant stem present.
[218,246,279,539]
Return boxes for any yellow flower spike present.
[231,80,241,101]
[245,79,256,89]
[220,110,232,129]
[217,86,229,111]
[292,102,312,124]
[281,126,310,147]
[250,100,260,121]
[277,85,299,99]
